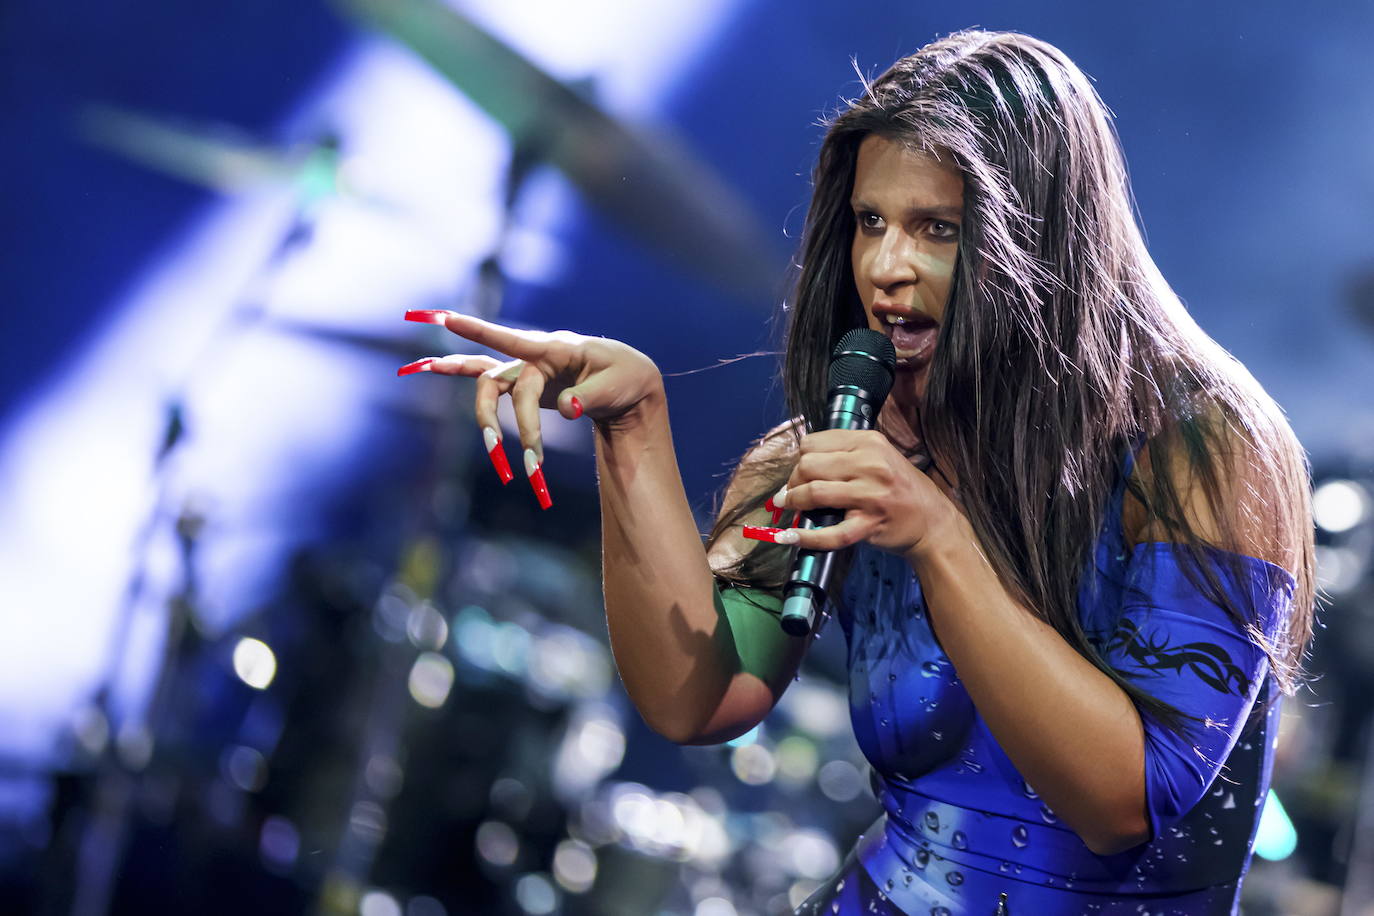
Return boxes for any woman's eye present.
[929,220,959,240]
[856,211,884,232]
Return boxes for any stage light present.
[232,637,277,690]
[781,828,840,880]
[408,651,454,708]
[777,681,850,738]
[552,838,597,893]
[694,898,738,916]
[1313,479,1368,533]
[1254,789,1298,861]
[816,760,863,803]
[259,815,300,869]
[513,873,557,915]
[1315,545,1366,595]
[360,890,402,916]
[476,820,519,867]
[221,745,267,792]
[775,735,819,787]
[730,742,777,786]
[406,601,449,650]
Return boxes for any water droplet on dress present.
[1222,792,1236,809]
[946,870,964,887]
[889,673,897,681]
[1039,804,1058,823]
[831,904,840,914]
[931,908,951,916]
[836,880,845,893]
[959,758,984,774]
[952,830,968,849]
[931,731,944,741]
[920,660,942,678]
[1022,780,1039,799]
[924,811,940,832]
[1012,825,1030,848]
[999,861,1011,873]
[881,718,890,727]
[886,879,894,891]
[915,848,930,868]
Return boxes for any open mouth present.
[876,310,939,366]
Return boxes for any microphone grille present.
[828,328,896,399]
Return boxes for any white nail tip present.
[524,448,540,476]
[774,485,788,508]
[775,529,800,545]
[483,427,499,452]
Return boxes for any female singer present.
[399,29,1315,915]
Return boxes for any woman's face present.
[850,134,964,405]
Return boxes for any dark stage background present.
[2,1,1373,913]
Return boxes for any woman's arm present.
[600,408,816,744]
[409,312,811,745]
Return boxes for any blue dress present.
[795,445,1296,915]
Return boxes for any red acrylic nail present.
[528,464,553,510]
[569,396,583,419]
[397,357,436,376]
[404,309,455,325]
[483,427,514,485]
[743,526,788,543]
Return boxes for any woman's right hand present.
[396,309,664,508]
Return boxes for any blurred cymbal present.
[332,0,785,305]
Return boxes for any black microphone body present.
[780,329,896,636]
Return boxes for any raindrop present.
[1022,780,1039,799]
[886,879,894,891]
[915,848,930,868]
[998,861,1011,873]
[946,871,964,887]
[959,758,984,774]
[832,904,840,915]
[920,661,942,678]
[1222,793,1236,809]
[924,811,940,832]
[881,718,890,728]
[889,673,898,682]
[931,731,944,741]
[1212,838,1224,846]
[951,831,968,850]
[1011,825,1030,848]
[1039,804,1058,824]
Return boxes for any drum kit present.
[37,4,871,915]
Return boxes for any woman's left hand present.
[757,429,964,562]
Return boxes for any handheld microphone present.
[780,328,896,636]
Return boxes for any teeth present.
[882,313,908,325]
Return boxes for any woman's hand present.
[748,428,963,564]
[397,309,663,508]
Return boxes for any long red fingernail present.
[569,397,583,419]
[397,357,436,376]
[405,309,455,325]
[765,496,783,524]
[483,427,514,485]
[524,449,552,510]
[743,526,792,544]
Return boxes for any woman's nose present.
[866,232,918,290]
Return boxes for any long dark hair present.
[709,30,1314,729]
